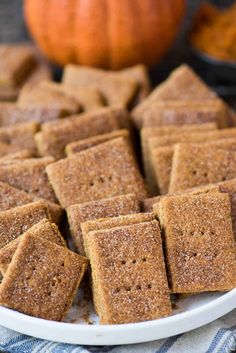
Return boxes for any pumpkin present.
[24,0,186,70]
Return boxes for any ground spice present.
[191,2,236,62]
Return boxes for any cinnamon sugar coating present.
[169,143,236,193]
[67,193,140,255]
[86,220,171,324]
[142,100,228,128]
[0,44,37,88]
[46,137,148,208]
[0,122,39,153]
[132,64,220,128]
[158,193,236,293]
[35,108,121,159]
[65,129,130,156]
[0,201,51,249]
[0,102,64,125]
[0,157,57,203]
[17,83,80,115]
[82,212,155,260]
[0,181,62,224]
[62,65,138,107]
[0,150,34,162]
[0,219,66,275]
[141,123,217,194]
[0,233,87,321]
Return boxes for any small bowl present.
[193,47,236,83]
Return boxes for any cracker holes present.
[203,172,208,178]
[192,170,197,176]
[89,181,94,187]
[114,283,153,294]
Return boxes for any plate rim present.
[0,289,236,345]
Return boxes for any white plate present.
[0,288,236,345]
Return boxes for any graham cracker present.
[0,102,63,125]
[0,233,87,321]
[141,196,162,213]
[141,123,217,193]
[0,44,37,88]
[131,64,219,128]
[141,100,228,128]
[169,143,236,193]
[0,121,39,153]
[151,135,236,195]
[46,137,148,208]
[41,81,104,111]
[86,220,171,324]
[17,84,80,115]
[62,64,138,107]
[0,201,51,249]
[67,193,140,255]
[0,150,35,162]
[35,108,120,159]
[0,156,57,202]
[0,219,66,275]
[158,193,236,293]
[65,129,130,156]
[0,181,62,224]
[119,64,151,103]
[82,212,155,260]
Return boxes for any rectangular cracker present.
[0,102,64,125]
[35,108,120,159]
[0,219,66,275]
[0,201,51,249]
[151,136,236,195]
[0,181,62,224]
[158,193,236,293]
[131,64,219,128]
[67,193,140,255]
[82,212,155,260]
[118,64,151,103]
[0,44,37,88]
[169,142,236,193]
[62,64,138,107]
[47,137,148,208]
[86,220,171,324]
[141,100,228,128]
[0,150,35,162]
[0,233,87,321]
[0,157,57,202]
[41,81,104,111]
[141,123,217,192]
[17,83,80,115]
[0,121,39,153]
[65,129,130,156]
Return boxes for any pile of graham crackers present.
[0,44,235,325]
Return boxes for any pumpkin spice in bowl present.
[190,2,236,82]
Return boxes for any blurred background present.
[0,0,235,107]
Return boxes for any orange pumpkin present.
[24,0,186,69]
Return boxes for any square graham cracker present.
[0,121,39,153]
[150,136,236,195]
[17,83,80,115]
[169,143,236,193]
[141,100,228,129]
[82,212,155,259]
[46,137,148,208]
[62,64,138,107]
[0,157,57,203]
[0,233,87,321]
[0,44,37,88]
[141,123,217,192]
[158,193,236,293]
[86,220,171,324]
[131,64,218,128]
[66,193,140,255]
[35,108,120,159]
[65,129,130,156]
[0,181,62,224]
[0,219,66,275]
[0,201,51,249]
